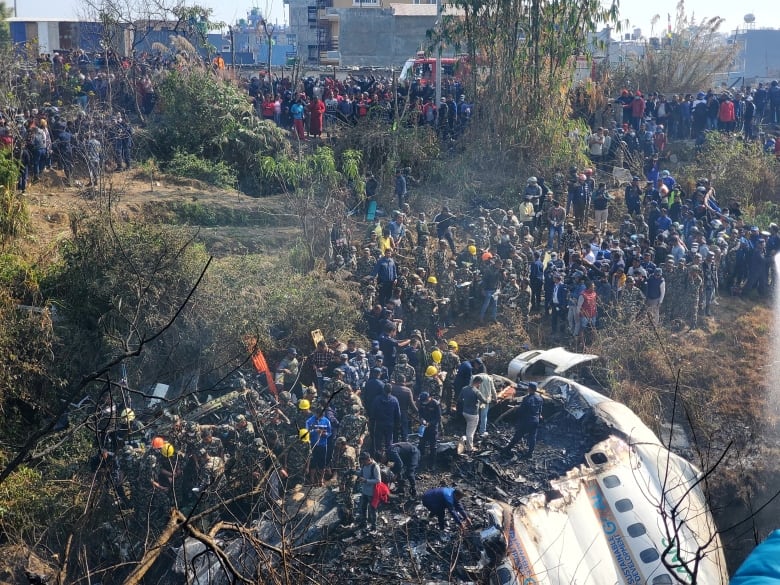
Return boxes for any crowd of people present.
[18,48,780,547]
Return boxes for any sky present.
[10,0,780,35]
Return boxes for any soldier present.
[415,237,431,274]
[416,212,430,244]
[391,353,417,387]
[473,217,491,251]
[686,264,703,329]
[438,262,457,324]
[661,258,681,322]
[439,341,460,412]
[326,368,352,402]
[515,277,532,323]
[117,444,142,507]
[433,239,449,280]
[340,403,369,450]
[560,223,582,264]
[422,365,444,402]
[618,276,645,322]
[285,429,312,483]
[192,448,225,522]
[702,251,719,317]
[355,247,377,280]
[332,436,357,523]
[199,427,224,458]
[411,280,437,336]
[233,414,255,449]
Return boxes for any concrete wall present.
[740,29,780,80]
[337,9,435,67]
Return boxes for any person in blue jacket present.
[421,486,471,530]
[732,529,780,585]
[305,407,332,486]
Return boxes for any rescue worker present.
[501,382,544,459]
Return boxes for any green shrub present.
[165,151,237,189]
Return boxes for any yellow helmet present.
[431,349,442,364]
[161,443,175,458]
[298,399,311,411]
[447,340,459,351]
[425,365,438,377]
[468,245,477,255]
[299,428,310,442]
[427,276,438,285]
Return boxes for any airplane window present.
[615,498,634,512]
[627,523,646,537]
[590,452,608,464]
[652,575,673,584]
[603,475,621,488]
[640,548,660,563]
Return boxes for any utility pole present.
[228,25,236,70]
[434,0,442,107]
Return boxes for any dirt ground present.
[21,168,300,256]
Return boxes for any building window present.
[352,0,379,5]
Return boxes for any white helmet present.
[527,176,537,184]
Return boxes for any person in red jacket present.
[718,94,736,132]
[308,96,326,138]
[631,92,646,130]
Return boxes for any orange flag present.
[245,336,279,397]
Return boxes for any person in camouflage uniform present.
[355,248,377,280]
[340,403,368,450]
[560,223,581,262]
[391,353,417,387]
[332,436,357,523]
[635,215,650,240]
[332,384,362,418]
[724,243,740,291]
[359,281,377,312]
[685,264,703,329]
[422,367,444,403]
[433,239,450,280]
[415,237,431,275]
[274,391,299,445]
[473,217,491,251]
[285,430,312,483]
[198,428,224,458]
[117,444,142,507]
[453,264,475,317]
[515,277,532,323]
[326,369,352,402]
[439,342,460,411]
[416,213,430,244]
[411,284,437,337]
[617,276,645,323]
[660,260,682,323]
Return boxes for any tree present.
[618,1,737,94]
[431,0,618,165]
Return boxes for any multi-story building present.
[285,0,454,67]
